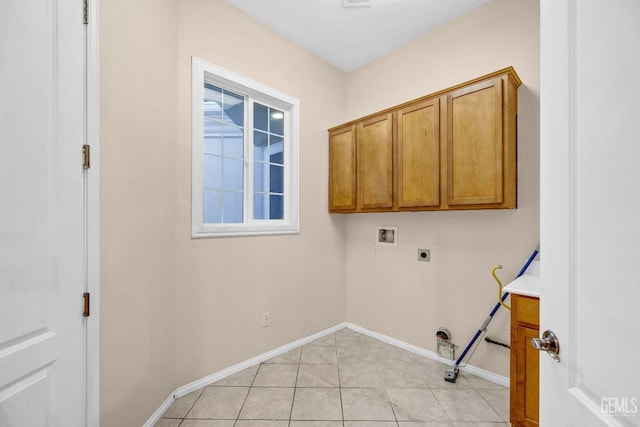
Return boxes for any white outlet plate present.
[418,249,431,262]
[262,312,271,327]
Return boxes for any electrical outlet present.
[262,312,271,327]
[418,249,431,262]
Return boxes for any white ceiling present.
[224,0,489,72]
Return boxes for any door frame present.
[86,0,100,425]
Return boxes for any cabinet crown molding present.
[329,66,521,131]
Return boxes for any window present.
[192,57,299,237]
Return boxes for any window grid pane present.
[203,84,245,224]
[252,102,285,220]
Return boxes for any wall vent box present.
[437,340,456,360]
[436,327,455,359]
[376,226,398,246]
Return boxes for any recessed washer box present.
[376,226,398,246]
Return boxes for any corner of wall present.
[342,0,540,378]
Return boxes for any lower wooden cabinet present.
[510,294,540,427]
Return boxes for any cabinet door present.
[512,325,540,426]
[329,125,357,211]
[397,98,440,208]
[358,112,393,210]
[510,294,540,427]
[446,77,504,206]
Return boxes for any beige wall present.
[101,0,347,424]
[100,0,179,425]
[174,0,347,385]
[100,0,539,423]
[343,0,540,377]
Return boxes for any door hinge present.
[83,144,90,169]
[83,292,90,317]
[83,0,89,25]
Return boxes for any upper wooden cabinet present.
[328,124,357,211]
[397,98,441,209]
[328,67,521,213]
[358,112,394,210]
[446,76,517,208]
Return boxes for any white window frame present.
[192,57,300,238]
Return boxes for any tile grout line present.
[475,387,509,423]
[384,387,400,427]
[177,386,204,423]
[287,345,303,424]
[332,333,346,427]
[158,330,508,427]
[232,363,261,425]
[336,339,346,426]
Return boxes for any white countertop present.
[503,260,540,298]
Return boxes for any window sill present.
[192,224,300,239]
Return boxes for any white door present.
[0,0,88,426]
[540,0,640,425]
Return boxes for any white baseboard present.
[143,393,175,427]
[143,322,347,427]
[173,322,346,398]
[459,362,510,388]
[144,321,508,426]
[344,322,509,388]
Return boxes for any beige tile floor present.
[156,329,509,427]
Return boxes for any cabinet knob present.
[532,330,560,362]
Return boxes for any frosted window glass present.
[203,190,222,223]
[223,191,243,223]
[253,131,268,162]
[203,155,222,189]
[223,158,244,192]
[253,193,267,220]
[270,136,284,165]
[223,134,243,159]
[254,162,267,193]
[204,137,222,155]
